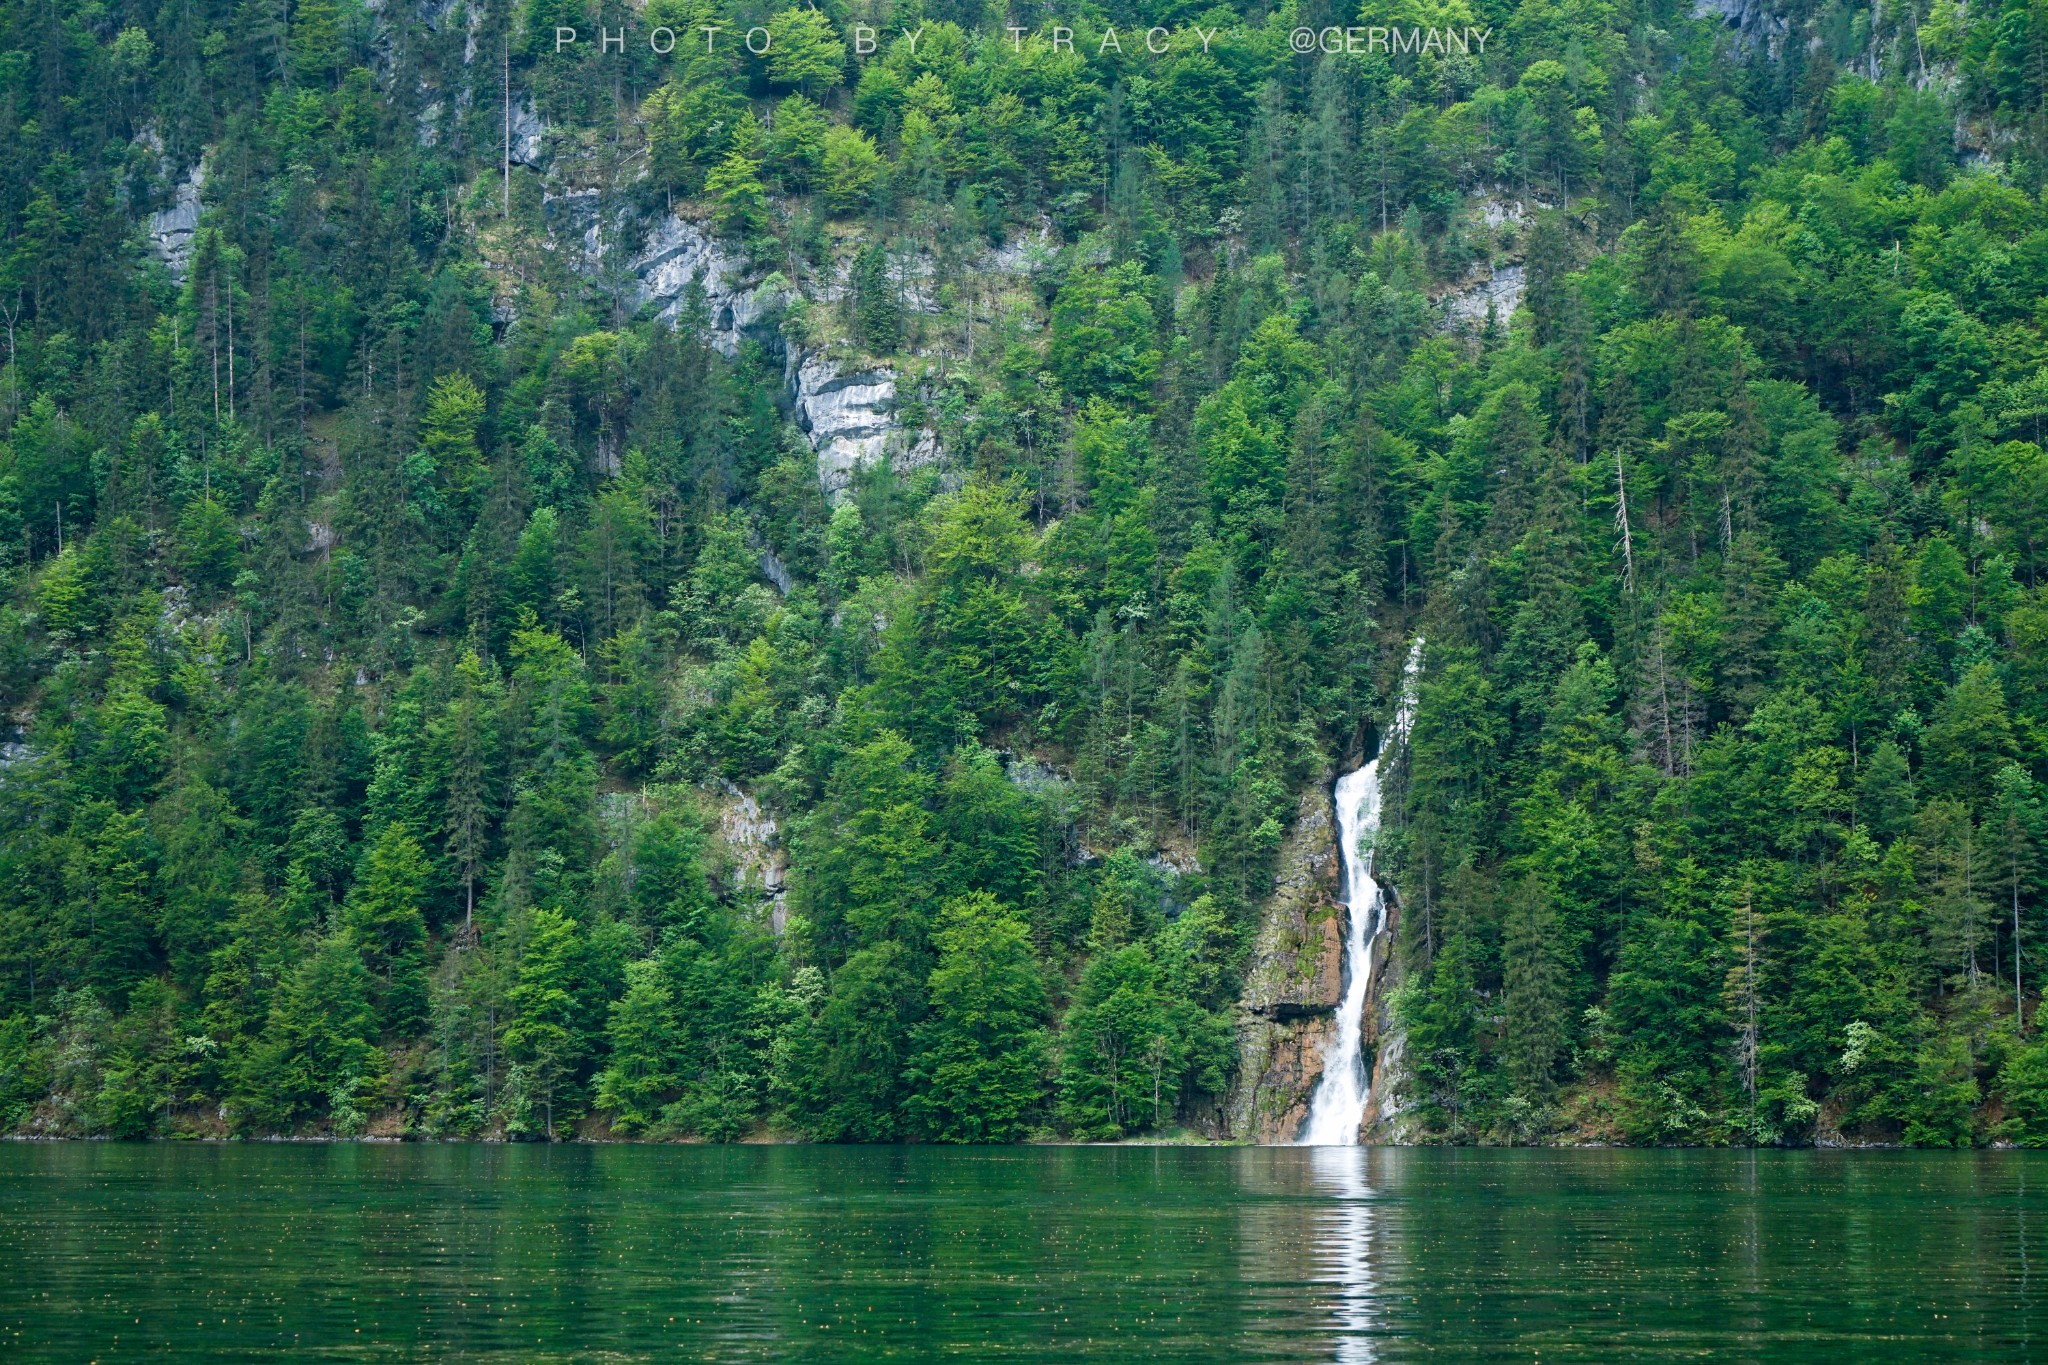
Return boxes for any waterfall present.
[1300,638,1424,1147]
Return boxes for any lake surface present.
[1,1144,2044,1362]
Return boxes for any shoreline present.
[1,1132,2003,1151]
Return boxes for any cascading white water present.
[1300,639,1424,1147]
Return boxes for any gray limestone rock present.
[1444,263,1525,331]
[623,215,940,493]
[148,162,205,284]
[713,779,788,933]
[629,215,772,357]
[507,99,545,167]
[1693,0,1792,55]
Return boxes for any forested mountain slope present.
[3,0,2048,1145]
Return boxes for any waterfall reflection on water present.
[1309,1146,1381,1363]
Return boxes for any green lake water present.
[1,1144,2044,1362]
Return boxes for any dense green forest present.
[5,0,2048,1146]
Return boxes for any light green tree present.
[821,125,882,216]
[1058,945,1171,1138]
[594,958,679,1133]
[905,894,1049,1142]
[344,827,433,1033]
[763,10,845,94]
[707,152,773,246]
[505,909,588,1140]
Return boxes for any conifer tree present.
[594,957,678,1133]
[505,909,588,1140]
[1501,875,1571,1100]
[345,828,433,1034]
[433,651,503,931]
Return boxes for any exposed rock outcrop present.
[621,213,941,493]
[531,136,1045,495]
[787,348,941,493]
[711,779,788,934]
[628,214,770,356]
[1226,785,1346,1143]
[148,162,205,284]
[1692,0,1791,56]
[1360,1015,1416,1142]
[1444,263,1525,331]
[507,99,546,166]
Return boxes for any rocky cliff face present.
[709,779,788,935]
[787,349,941,494]
[1692,0,1792,57]
[1358,899,1418,1144]
[145,160,204,284]
[1226,785,1346,1143]
[480,81,1055,497]
[627,214,773,357]
[613,211,942,494]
